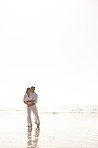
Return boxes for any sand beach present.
[0,110,98,148]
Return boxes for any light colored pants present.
[27,105,40,126]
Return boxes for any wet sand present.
[0,111,98,148]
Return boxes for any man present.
[24,86,40,128]
[30,86,40,128]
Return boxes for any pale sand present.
[0,111,98,148]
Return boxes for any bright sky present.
[0,0,98,109]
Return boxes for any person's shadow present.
[26,126,40,148]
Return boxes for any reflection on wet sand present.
[26,127,40,148]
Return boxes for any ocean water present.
[0,105,98,114]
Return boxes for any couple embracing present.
[23,86,40,128]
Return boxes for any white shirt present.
[24,93,34,105]
[31,92,38,104]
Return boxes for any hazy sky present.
[0,0,98,109]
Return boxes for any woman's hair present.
[26,88,30,93]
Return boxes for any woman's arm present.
[24,101,28,105]
[27,102,35,107]
[27,100,34,102]
[23,94,28,105]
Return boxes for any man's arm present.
[28,102,35,107]
[26,99,35,107]
[27,100,34,102]
[34,93,38,104]
[24,100,35,107]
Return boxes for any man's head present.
[31,86,35,93]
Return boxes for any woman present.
[24,88,35,107]
[23,88,40,127]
